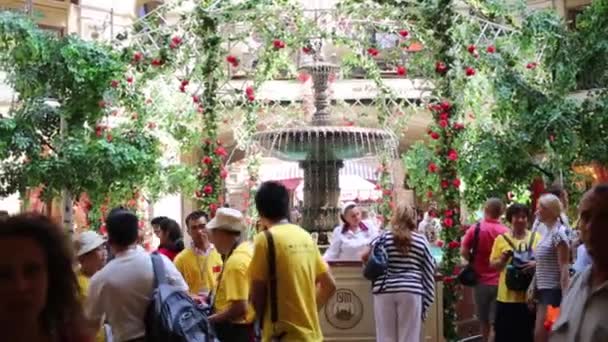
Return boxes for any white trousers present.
[373,292,422,342]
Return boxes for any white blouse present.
[323,222,378,261]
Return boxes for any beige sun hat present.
[75,231,105,257]
[207,208,246,233]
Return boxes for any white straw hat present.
[75,231,105,257]
[207,208,246,233]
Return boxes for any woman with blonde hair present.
[531,194,570,342]
[362,205,436,342]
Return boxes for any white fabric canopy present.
[295,175,381,202]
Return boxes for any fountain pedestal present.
[300,158,344,245]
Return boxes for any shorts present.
[474,284,498,323]
[537,289,562,306]
[494,301,535,342]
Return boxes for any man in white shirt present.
[85,209,188,342]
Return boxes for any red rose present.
[215,146,227,157]
[110,80,119,88]
[179,84,186,92]
[443,217,454,228]
[465,66,476,76]
[192,95,200,103]
[220,168,228,179]
[439,112,449,121]
[147,122,156,129]
[302,46,312,54]
[202,156,213,165]
[453,178,461,188]
[151,58,163,66]
[440,101,452,111]
[133,51,143,62]
[226,55,239,67]
[448,240,460,249]
[209,203,219,213]
[427,191,433,198]
[445,209,453,217]
[428,162,438,173]
[126,76,134,83]
[441,180,449,189]
[383,189,392,196]
[439,119,448,128]
[375,183,382,190]
[443,276,454,283]
[396,65,407,76]
[435,61,448,74]
[453,122,465,130]
[170,36,182,49]
[367,48,379,57]
[435,240,444,247]
[448,149,458,161]
[526,62,537,69]
[245,86,255,102]
[430,131,440,140]
[467,44,476,54]
[399,30,409,38]
[106,134,113,142]
[203,185,213,194]
[273,39,285,50]
[487,45,496,53]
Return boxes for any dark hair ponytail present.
[159,218,184,253]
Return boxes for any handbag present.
[457,222,480,287]
[363,232,388,281]
[502,232,536,292]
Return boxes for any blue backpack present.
[363,232,388,281]
[144,252,217,342]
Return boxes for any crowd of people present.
[459,185,608,342]
[0,181,607,342]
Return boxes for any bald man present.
[550,184,608,342]
[461,198,509,342]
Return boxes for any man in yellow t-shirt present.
[250,181,337,342]
[206,208,255,341]
[490,204,540,342]
[174,210,223,297]
[74,231,108,342]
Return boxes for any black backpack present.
[144,252,217,342]
[502,232,536,292]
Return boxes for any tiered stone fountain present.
[253,62,398,245]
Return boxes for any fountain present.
[253,61,398,245]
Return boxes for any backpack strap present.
[150,252,168,288]
[469,222,481,264]
[501,233,517,251]
[527,231,537,251]
[263,230,278,324]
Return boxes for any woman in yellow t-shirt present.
[74,231,108,342]
[490,203,540,342]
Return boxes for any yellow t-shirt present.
[174,247,223,295]
[490,231,540,303]
[77,271,105,342]
[213,242,255,324]
[249,224,329,342]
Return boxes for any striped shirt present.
[371,231,436,318]
[535,224,569,290]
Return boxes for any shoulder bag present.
[263,230,286,342]
[457,222,480,287]
[502,232,536,292]
[363,231,388,281]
